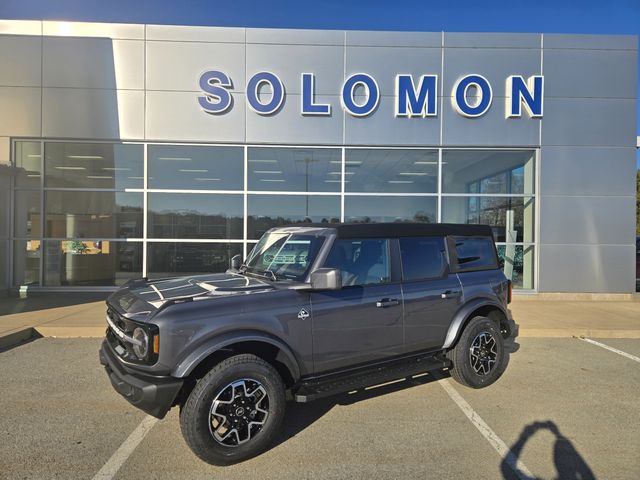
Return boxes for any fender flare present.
[172,330,301,381]
[442,298,508,349]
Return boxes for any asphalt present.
[0,337,638,479]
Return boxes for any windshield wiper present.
[262,270,279,281]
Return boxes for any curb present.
[0,328,40,351]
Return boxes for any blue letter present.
[301,73,331,115]
[247,71,284,115]
[451,74,493,117]
[395,74,438,117]
[341,73,380,117]
[506,75,543,118]
[197,70,232,114]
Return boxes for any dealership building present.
[0,20,637,293]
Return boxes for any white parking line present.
[438,379,534,480]
[92,415,158,480]
[579,337,640,363]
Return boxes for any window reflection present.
[441,196,535,243]
[14,190,41,237]
[248,147,341,192]
[345,149,438,193]
[14,240,40,286]
[247,195,340,239]
[45,191,143,238]
[43,240,142,286]
[497,245,535,289]
[14,142,42,189]
[147,242,242,278]
[442,150,534,194]
[149,145,243,190]
[344,196,437,224]
[45,143,143,189]
[148,193,243,239]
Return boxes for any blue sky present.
[1,0,639,166]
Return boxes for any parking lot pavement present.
[1,338,639,480]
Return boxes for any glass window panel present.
[14,190,41,237]
[344,196,437,224]
[441,196,535,243]
[399,237,447,281]
[345,149,438,194]
[147,242,242,278]
[442,150,535,194]
[13,240,40,286]
[148,193,243,239]
[14,141,42,188]
[324,239,391,286]
[0,176,9,237]
[149,145,243,190]
[247,195,340,240]
[45,142,143,189]
[43,240,142,286]
[248,147,341,192]
[497,245,535,289]
[453,236,498,270]
[45,191,143,238]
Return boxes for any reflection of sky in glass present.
[149,145,243,190]
[345,149,438,193]
[345,196,437,223]
[248,147,341,192]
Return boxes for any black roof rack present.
[281,222,493,239]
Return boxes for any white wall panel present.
[0,20,41,36]
[146,41,245,92]
[42,88,144,139]
[0,137,9,164]
[0,36,42,87]
[44,37,144,90]
[146,90,245,142]
[42,21,143,40]
[146,24,244,43]
[0,87,41,137]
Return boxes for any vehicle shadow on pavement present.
[501,421,596,480]
[273,372,446,449]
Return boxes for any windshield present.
[243,233,325,281]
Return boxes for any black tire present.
[446,316,506,389]
[179,354,285,465]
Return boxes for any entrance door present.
[310,238,404,373]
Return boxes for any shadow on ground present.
[0,293,109,316]
[502,420,595,480]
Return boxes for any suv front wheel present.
[180,354,286,465]
[446,316,506,388]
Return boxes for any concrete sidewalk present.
[1,293,639,349]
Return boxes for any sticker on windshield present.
[297,308,310,320]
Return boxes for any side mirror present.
[230,254,242,271]
[309,268,342,290]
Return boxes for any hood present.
[108,272,274,315]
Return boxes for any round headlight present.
[132,327,149,359]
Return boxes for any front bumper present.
[99,340,183,419]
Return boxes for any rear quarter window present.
[399,236,448,281]
[450,236,498,271]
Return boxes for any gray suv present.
[99,223,517,465]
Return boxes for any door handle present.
[376,298,400,308]
[441,290,461,299]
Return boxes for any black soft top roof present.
[285,223,493,239]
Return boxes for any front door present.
[310,238,404,373]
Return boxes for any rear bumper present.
[99,340,183,419]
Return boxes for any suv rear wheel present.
[446,316,506,388]
[180,354,285,465]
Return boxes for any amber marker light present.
[153,335,160,354]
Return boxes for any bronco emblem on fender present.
[297,308,310,320]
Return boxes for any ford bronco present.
[99,223,517,465]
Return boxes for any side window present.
[452,236,498,271]
[324,238,391,287]
[399,236,447,281]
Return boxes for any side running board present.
[293,352,451,402]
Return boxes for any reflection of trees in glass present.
[150,210,242,238]
[465,197,526,242]
[497,245,524,288]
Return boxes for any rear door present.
[310,238,404,373]
[399,236,463,352]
